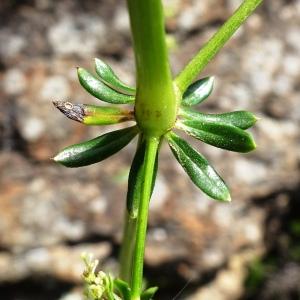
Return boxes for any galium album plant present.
[53,0,262,299]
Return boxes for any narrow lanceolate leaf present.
[177,119,256,153]
[114,279,131,300]
[54,126,138,167]
[127,138,158,218]
[181,77,214,106]
[95,58,136,96]
[77,67,135,104]
[166,132,230,201]
[179,107,258,129]
[53,101,134,125]
[141,287,158,300]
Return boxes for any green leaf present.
[54,126,138,167]
[77,67,135,104]
[53,101,134,125]
[177,119,256,153]
[95,58,136,96]
[179,107,258,129]
[166,132,230,201]
[141,287,158,300]
[114,279,131,300]
[127,138,158,218]
[181,77,214,106]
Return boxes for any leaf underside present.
[177,119,256,153]
[54,126,138,167]
[166,132,230,202]
[179,107,257,130]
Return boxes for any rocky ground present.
[0,0,299,299]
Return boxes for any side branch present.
[174,0,263,93]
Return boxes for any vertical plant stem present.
[131,137,160,300]
[175,0,263,93]
[127,0,177,136]
[119,211,137,284]
[119,134,144,284]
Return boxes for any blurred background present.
[0,0,299,299]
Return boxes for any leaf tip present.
[254,115,261,122]
[77,67,84,75]
[225,193,231,202]
[249,138,257,151]
[52,153,60,163]
[209,75,215,84]
[53,151,68,164]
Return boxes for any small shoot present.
[81,253,118,300]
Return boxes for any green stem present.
[175,0,263,93]
[119,134,143,284]
[127,0,177,137]
[131,137,160,299]
[119,211,137,284]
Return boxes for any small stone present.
[149,228,168,242]
[48,16,106,56]
[212,204,234,228]
[113,7,130,34]
[88,197,108,214]
[242,220,262,243]
[215,269,243,296]
[233,159,267,185]
[19,117,46,142]
[194,193,214,214]
[201,249,225,269]
[3,69,27,95]
[24,248,50,271]
[40,75,70,101]
[286,26,300,52]
[150,175,169,211]
[282,55,300,77]
[59,291,82,300]
[273,74,293,96]
[0,32,26,60]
